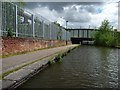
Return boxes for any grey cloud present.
[64,13,91,23]
[24,2,107,28]
[63,6,91,23]
[25,2,39,9]
[79,5,96,13]
[25,2,104,12]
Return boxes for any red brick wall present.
[1,37,71,56]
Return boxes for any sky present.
[24,1,119,29]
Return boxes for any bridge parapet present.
[66,29,99,39]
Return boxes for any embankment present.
[2,45,79,90]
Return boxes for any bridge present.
[66,29,99,44]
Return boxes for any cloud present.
[25,2,118,29]
[63,5,91,22]
[89,2,118,29]
[25,2,104,12]
[79,5,96,13]
[29,5,60,22]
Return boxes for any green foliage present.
[58,55,63,63]
[94,19,116,47]
[49,60,55,64]
[7,28,14,37]
[117,32,120,46]
[99,19,113,32]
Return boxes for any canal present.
[18,45,119,88]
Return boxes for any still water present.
[18,46,119,88]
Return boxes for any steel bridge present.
[66,29,99,44]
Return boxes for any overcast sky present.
[24,1,119,29]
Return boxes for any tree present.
[94,19,116,47]
[99,19,113,32]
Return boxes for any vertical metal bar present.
[78,30,79,37]
[15,5,18,37]
[87,29,89,38]
[73,30,74,37]
[80,30,81,37]
[4,3,6,34]
[49,23,51,40]
[118,2,120,48]
[42,21,44,39]
[0,1,2,36]
[0,2,2,88]
[82,30,84,38]
[32,14,35,37]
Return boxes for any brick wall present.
[1,37,71,56]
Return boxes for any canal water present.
[18,46,119,88]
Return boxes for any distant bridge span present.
[66,29,99,44]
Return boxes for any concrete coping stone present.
[3,55,55,81]
[22,61,43,71]
[40,59,49,65]
[22,57,52,71]
[4,69,34,81]
[0,80,2,90]
[2,80,16,89]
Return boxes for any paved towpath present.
[2,45,78,75]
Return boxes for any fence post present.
[42,21,44,39]
[32,14,35,37]
[0,1,2,36]
[15,5,18,37]
[49,23,51,40]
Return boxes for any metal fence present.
[1,2,71,40]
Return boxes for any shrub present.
[94,19,116,47]
[7,28,14,37]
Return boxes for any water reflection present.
[18,46,119,88]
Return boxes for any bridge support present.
[80,41,83,45]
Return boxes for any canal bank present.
[1,44,79,90]
[18,45,119,88]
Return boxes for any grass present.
[0,75,2,80]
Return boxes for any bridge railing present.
[67,29,99,39]
[1,2,71,41]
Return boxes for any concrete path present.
[2,45,78,75]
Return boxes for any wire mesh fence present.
[1,2,70,41]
